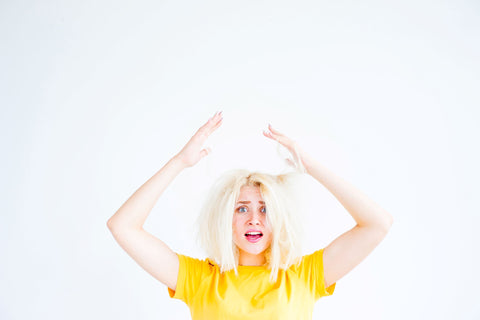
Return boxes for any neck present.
[238,250,266,266]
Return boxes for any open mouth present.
[245,231,263,243]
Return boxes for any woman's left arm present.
[263,125,394,288]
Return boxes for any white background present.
[1,0,479,319]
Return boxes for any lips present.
[245,230,263,243]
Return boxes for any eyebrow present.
[236,201,265,204]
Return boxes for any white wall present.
[1,0,479,319]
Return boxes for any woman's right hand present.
[174,111,223,168]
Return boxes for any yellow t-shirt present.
[168,248,336,320]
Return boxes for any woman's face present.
[232,185,273,265]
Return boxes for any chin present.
[237,242,271,256]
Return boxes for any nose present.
[248,211,262,225]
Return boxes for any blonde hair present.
[196,169,304,282]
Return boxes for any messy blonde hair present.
[196,169,304,282]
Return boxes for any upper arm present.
[107,224,179,291]
[323,223,392,288]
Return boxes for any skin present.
[263,124,393,288]
[107,111,393,292]
[232,186,273,266]
[107,111,223,291]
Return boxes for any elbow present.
[359,211,394,232]
[370,212,394,233]
[378,207,394,229]
[382,213,394,232]
[106,217,142,234]
[387,212,394,226]
[106,219,116,232]
[106,219,125,238]
[107,218,121,231]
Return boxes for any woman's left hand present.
[263,124,308,171]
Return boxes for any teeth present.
[246,232,262,236]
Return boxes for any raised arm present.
[107,111,223,290]
[263,124,393,288]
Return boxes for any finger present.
[265,127,284,142]
[264,129,293,149]
[209,110,222,122]
[263,130,276,140]
[197,120,211,133]
[206,111,223,128]
[263,130,287,146]
[264,128,284,142]
[268,124,286,137]
[209,117,223,133]
[205,115,223,136]
[210,111,223,127]
[199,147,212,158]
[197,111,223,135]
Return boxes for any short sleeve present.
[298,248,336,300]
[167,253,212,304]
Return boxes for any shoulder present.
[289,249,327,283]
[169,254,217,300]
[177,254,218,274]
[291,248,325,270]
[290,248,336,298]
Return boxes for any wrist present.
[169,155,189,171]
[300,153,316,175]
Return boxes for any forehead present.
[238,185,263,199]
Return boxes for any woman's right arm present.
[107,111,223,291]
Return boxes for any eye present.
[237,206,247,213]
[261,206,266,213]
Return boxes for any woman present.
[107,111,393,319]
